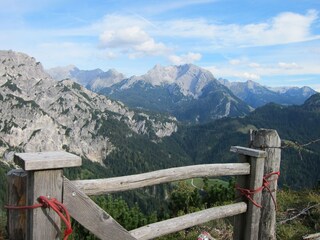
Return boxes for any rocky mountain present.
[49,65,317,114]
[97,64,252,123]
[0,50,177,164]
[219,79,316,108]
[47,65,125,91]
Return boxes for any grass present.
[276,189,320,240]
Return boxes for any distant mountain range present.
[218,78,316,108]
[48,65,317,122]
[47,65,125,91]
[49,64,252,123]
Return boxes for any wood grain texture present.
[27,169,63,240]
[244,156,265,240]
[233,155,248,240]
[251,129,281,240]
[230,146,266,158]
[130,202,247,240]
[7,169,27,240]
[14,151,81,170]
[303,232,320,239]
[72,163,250,195]
[63,178,136,240]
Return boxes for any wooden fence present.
[6,129,281,240]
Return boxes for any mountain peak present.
[0,50,52,92]
[47,65,79,81]
[106,68,121,75]
[127,63,217,97]
[246,80,260,89]
[88,68,125,90]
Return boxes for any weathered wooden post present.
[7,169,28,240]
[231,146,266,240]
[7,151,81,240]
[250,129,281,240]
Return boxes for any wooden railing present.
[6,129,281,240]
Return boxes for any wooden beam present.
[130,202,247,240]
[14,151,81,171]
[230,146,266,158]
[303,232,320,239]
[63,178,136,240]
[72,163,250,195]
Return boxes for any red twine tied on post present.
[236,171,280,209]
[5,196,72,240]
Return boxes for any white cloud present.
[97,15,170,58]
[205,66,221,77]
[99,27,169,56]
[234,72,261,80]
[205,65,261,80]
[134,39,169,56]
[168,52,202,65]
[157,9,320,48]
[99,26,150,48]
[140,0,217,15]
[104,51,117,59]
[229,59,242,65]
[248,62,261,68]
[278,62,301,70]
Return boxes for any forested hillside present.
[173,94,320,189]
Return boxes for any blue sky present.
[0,0,319,91]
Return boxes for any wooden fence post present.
[7,151,81,240]
[7,169,27,240]
[231,146,266,240]
[251,129,281,240]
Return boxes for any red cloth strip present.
[5,196,72,240]
[236,171,280,209]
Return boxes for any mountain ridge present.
[48,64,317,116]
[218,78,316,108]
[0,50,177,163]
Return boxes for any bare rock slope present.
[0,50,177,163]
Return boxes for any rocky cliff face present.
[0,50,177,163]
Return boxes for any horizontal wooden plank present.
[303,232,320,239]
[72,163,250,195]
[63,178,136,240]
[130,202,247,240]
[230,146,266,158]
[14,151,82,170]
